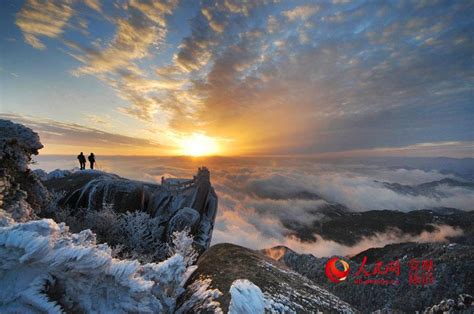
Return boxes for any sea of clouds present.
[34,156,473,256]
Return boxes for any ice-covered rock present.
[167,207,200,239]
[45,168,73,180]
[43,167,218,253]
[175,278,223,313]
[0,119,43,172]
[229,279,265,314]
[0,218,189,313]
[0,119,50,222]
[32,169,48,181]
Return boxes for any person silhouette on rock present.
[88,153,96,170]
[77,152,86,170]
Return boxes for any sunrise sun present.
[179,133,220,156]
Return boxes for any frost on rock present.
[0,119,50,222]
[45,169,73,180]
[44,167,218,254]
[229,279,266,314]
[0,218,188,313]
[176,277,223,314]
[0,119,43,172]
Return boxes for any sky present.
[0,0,473,157]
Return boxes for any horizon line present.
[35,153,474,160]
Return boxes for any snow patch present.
[229,279,265,314]
[176,277,223,313]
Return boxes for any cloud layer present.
[0,113,168,155]
[33,155,474,256]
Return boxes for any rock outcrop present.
[42,167,218,252]
[0,119,50,224]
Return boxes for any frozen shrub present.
[0,218,188,313]
[118,210,167,262]
[168,228,199,267]
[47,203,168,262]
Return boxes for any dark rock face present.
[179,243,355,313]
[43,167,218,251]
[263,241,474,312]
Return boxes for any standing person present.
[77,152,86,170]
[88,153,96,170]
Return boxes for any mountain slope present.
[179,243,356,313]
[263,241,474,312]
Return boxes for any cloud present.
[201,7,226,33]
[243,169,474,212]
[282,5,319,21]
[129,0,177,25]
[11,0,474,155]
[66,1,180,122]
[259,225,463,257]
[0,113,167,153]
[16,0,74,49]
[83,0,102,13]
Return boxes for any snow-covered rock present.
[0,119,50,222]
[43,168,218,253]
[0,218,188,313]
[32,169,48,181]
[167,207,200,238]
[0,119,43,172]
[45,168,73,180]
[175,278,223,313]
[229,279,265,314]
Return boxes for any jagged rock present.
[167,207,200,240]
[178,243,356,313]
[42,167,218,252]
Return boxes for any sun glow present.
[179,133,220,156]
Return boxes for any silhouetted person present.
[88,153,96,170]
[77,152,86,170]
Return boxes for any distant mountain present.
[339,156,474,181]
[178,243,356,313]
[379,178,474,198]
[281,207,474,245]
[263,241,474,312]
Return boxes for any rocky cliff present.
[42,167,218,252]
